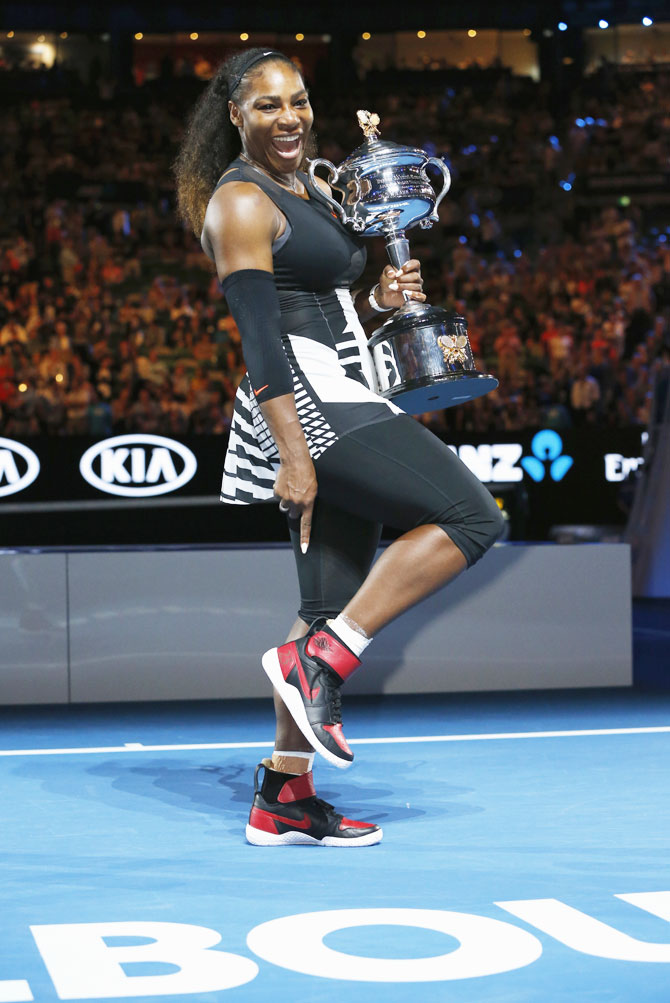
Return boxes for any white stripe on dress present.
[334,287,379,392]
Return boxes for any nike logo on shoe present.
[296,659,320,701]
[306,631,361,681]
[262,810,312,831]
[278,643,320,700]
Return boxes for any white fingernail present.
[301,542,308,554]
[389,281,398,290]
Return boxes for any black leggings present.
[287,414,504,623]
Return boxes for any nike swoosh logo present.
[254,384,269,396]
[296,659,320,701]
[264,810,312,830]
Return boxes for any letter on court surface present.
[0,980,33,1002]
[30,922,258,998]
[247,907,542,981]
[496,892,670,962]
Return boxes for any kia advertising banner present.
[0,428,645,546]
[0,434,206,503]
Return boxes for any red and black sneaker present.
[246,762,382,847]
[261,619,360,769]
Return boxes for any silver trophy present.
[309,110,498,413]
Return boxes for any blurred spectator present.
[127,387,162,433]
[86,390,113,437]
[136,347,168,387]
[494,323,523,384]
[65,375,93,434]
[0,317,28,346]
[570,363,601,425]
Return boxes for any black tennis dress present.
[212,158,401,505]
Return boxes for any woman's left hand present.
[376,259,426,310]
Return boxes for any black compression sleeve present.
[221,269,293,404]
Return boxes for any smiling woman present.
[173,47,504,850]
[173,48,316,240]
[229,66,313,195]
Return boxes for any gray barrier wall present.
[0,543,632,705]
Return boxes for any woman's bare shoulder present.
[201,180,277,261]
[310,173,332,197]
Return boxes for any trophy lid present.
[336,109,429,174]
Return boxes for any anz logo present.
[0,437,40,497]
[449,430,573,485]
[79,434,197,498]
[521,430,574,483]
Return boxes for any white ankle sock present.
[327,615,372,658]
[271,750,314,774]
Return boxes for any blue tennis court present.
[1,689,669,1002]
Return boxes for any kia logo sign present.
[79,434,197,497]
[0,437,40,497]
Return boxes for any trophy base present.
[381,372,499,415]
[369,303,498,414]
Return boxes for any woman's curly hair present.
[173,48,312,239]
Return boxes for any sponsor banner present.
[78,434,198,498]
[0,437,40,499]
[0,429,645,540]
[0,434,209,503]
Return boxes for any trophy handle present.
[425,157,452,222]
[307,158,346,223]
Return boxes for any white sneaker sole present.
[246,823,383,846]
[261,647,353,770]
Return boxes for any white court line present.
[0,726,669,757]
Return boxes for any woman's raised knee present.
[437,491,505,568]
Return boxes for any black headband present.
[228,50,284,97]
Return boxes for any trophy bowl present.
[310,143,450,237]
[309,110,498,414]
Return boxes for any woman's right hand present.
[274,450,317,554]
[258,392,316,554]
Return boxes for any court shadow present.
[103,757,484,824]
[14,755,484,827]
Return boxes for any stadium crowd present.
[1,54,669,439]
